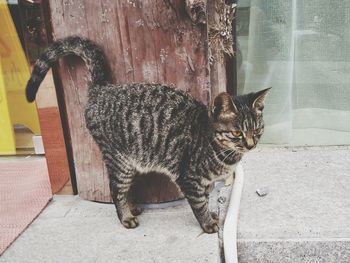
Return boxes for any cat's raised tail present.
[26,36,110,102]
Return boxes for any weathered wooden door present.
[46,0,234,202]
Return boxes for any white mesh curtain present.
[237,0,350,145]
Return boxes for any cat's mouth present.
[234,145,256,153]
[234,146,246,153]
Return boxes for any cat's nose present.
[245,137,255,150]
[246,144,255,150]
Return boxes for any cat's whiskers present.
[209,137,236,157]
[208,137,221,147]
[219,150,236,175]
[221,150,235,164]
[196,231,206,238]
[215,148,233,157]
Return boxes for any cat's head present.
[209,88,271,153]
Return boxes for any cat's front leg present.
[178,180,219,234]
[205,183,214,198]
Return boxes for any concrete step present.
[232,146,350,262]
[1,195,218,263]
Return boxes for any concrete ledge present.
[232,146,350,262]
[238,239,350,263]
[1,196,219,263]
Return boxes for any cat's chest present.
[210,163,237,183]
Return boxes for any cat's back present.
[85,83,208,171]
[105,83,201,111]
[90,83,205,122]
[86,83,208,145]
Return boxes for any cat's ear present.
[210,92,237,119]
[252,87,271,113]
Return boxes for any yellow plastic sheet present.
[0,0,41,155]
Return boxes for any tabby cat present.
[26,36,270,234]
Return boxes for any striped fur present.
[26,36,270,233]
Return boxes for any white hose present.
[223,162,244,263]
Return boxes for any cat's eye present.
[254,128,261,135]
[220,132,233,138]
[231,131,242,137]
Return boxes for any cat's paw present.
[131,207,144,216]
[210,212,219,222]
[201,213,219,234]
[202,221,219,234]
[205,183,214,195]
[121,217,139,229]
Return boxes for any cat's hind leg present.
[104,153,139,229]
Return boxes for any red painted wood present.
[38,107,70,194]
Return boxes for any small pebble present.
[218,196,226,204]
[256,187,269,197]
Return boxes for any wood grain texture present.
[47,0,225,203]
[38,107,70,194]
[185,0,207,24]
[207,0,228,98]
